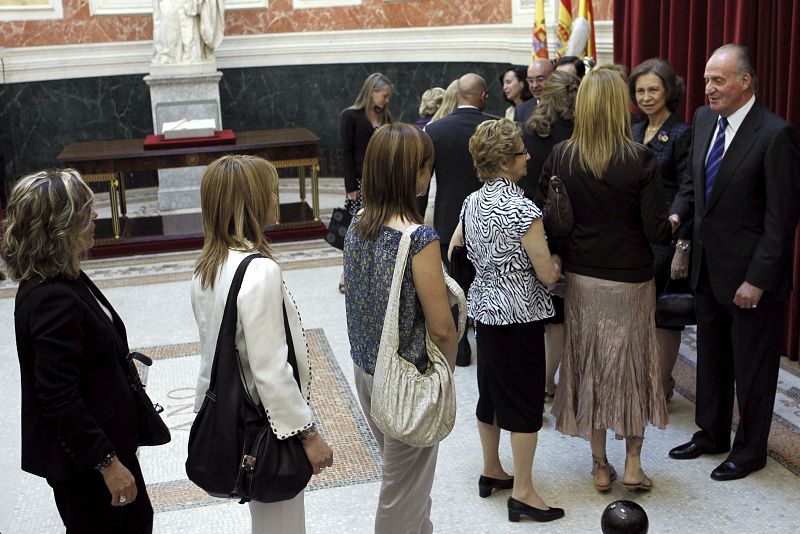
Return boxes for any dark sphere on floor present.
[601,500,649,534]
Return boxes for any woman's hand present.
[669,214,681,234]
[670,248,690,279]
[346,190,361,201]
[447,222,465,262]
[100,457,138,506]
[301,433,334,475]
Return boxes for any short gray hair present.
[714,43,757,92]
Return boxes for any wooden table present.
[58,128,321,242]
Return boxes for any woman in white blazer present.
[191,155,333,534]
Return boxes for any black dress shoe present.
[710,460,764,481]
[668,441,706,460]
[507,497,565,523]
[478,475,514,498]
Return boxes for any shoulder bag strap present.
[377,225,420,355]
[282,303,302,388]
[206,253,262,393]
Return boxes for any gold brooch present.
[659,133,669,142]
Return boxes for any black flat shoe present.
[507,497,565,523]
[478,475,514,498]
[710,460,765,481]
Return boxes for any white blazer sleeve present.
[237,259,314,439]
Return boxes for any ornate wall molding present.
[0,20,613,84]
[0,0,63,21]
[87,0,268,16]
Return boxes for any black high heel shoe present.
[478,475,514,498]
[507,497,565,523]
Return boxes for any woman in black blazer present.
[630,58,692,402]
[340,72,394,215]
[2,169,155,533]
[338,72,393,293]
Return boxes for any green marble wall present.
[0,61,512,185]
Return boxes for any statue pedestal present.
[144,63,222,212]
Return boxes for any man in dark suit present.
[515,59,554,124]
[668,44,800,481]
[425,73,493,366]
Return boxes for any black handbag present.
[542,145,574,237]
[542,175,574,237]
[185,253,313,504]
[325,207,353,250]
[655,279,696,327]
[125,353,171,447]
[448,214,476,292]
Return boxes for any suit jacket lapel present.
[706,103,762,211]
[76,272,130,353]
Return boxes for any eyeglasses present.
[513,148,528,157]
[526,76,548,84]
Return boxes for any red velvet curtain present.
[614,0,800,360]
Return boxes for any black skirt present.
[475,320,545,433]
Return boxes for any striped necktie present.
[705,116,729,203]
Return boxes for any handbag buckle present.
[240,454,256,472]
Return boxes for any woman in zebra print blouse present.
[449,118,564,523]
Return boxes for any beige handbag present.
[371,224,467,448]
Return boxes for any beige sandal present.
[622,471,653,491]
[591,455,617,492]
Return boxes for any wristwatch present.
[299,424,318,441]
[676,240,691,254]
[94,451,117,471]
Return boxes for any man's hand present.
[733,281,764,310]
[100,457,138,506]
[669,214,681,233]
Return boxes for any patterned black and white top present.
[460,177,554,325]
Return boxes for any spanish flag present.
[532,0,549,60]
[578,0,596,60]
[556,0,573,57]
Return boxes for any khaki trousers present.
[354,364,439,534]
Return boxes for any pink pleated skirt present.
[551,273,668,439]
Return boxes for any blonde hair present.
[469,118,520,182]
[355,123,433,240]
[346,72,394,124]
[418,87,445,117]
[194,155,277,289]
[564,66,637,178]
[1,168,94,281]
[430,79,458,123]
[527,70,580,137]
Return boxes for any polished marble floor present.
[1,182,799,533]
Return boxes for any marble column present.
[144,62,222,212]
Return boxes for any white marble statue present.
[152,0,225,65]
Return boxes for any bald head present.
[527,59,554,99]
[456,73,487,109]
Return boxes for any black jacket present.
[671,101,800,303]
[14,272,141,481]
[340,108,376,193]
[425,107,494,244]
